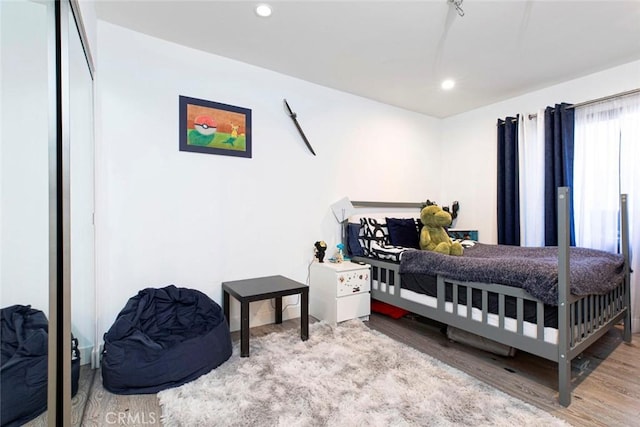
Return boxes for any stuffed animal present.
[314,241,327,262]
[419,205,464,256]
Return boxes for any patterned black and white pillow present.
[368,241,410,262]
[358,217,389,256]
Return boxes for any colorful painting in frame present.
[179,96,252,158]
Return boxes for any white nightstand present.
[309,261,371,324]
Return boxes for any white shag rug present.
[158,320,568,426]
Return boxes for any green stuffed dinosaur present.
[419,204,463,256]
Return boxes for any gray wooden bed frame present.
[348,187,631,406]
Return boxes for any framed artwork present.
[179,95,252,158]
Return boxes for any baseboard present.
[79,345,93,366]
[92,343,103,369]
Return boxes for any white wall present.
[96,20,640,340]
[441,60,640,243]
[95,22,442,337]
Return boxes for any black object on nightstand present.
[222,275,309,357]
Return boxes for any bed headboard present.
[351,201,422,209]
[344,201,476,257]
[344,201,423,258]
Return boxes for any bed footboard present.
[348,188,630,407]
[356,256,559,359]
[358,255,630,406]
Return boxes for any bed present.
[346,187,631,406]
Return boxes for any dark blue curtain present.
[497,116,520,245]
[544,103,575,246]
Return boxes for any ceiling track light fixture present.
[448,0,465,17]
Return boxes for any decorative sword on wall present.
[283,99,316,156]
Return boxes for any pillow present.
[358,217,389,256]
[386,217,420,249]
[368,241,409,262]
[347,223,365,257]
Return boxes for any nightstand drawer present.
[336,293,370,323]
[336,269,370,297]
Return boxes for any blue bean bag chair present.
[1,305,80,427]
[101,285,232,394]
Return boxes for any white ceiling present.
[95,0,640,118]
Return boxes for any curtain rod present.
[527,87,640,120]
[567,87,640,110]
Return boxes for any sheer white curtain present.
[574,93,640,332]
[518,110,545,246]
[619,97,640,332]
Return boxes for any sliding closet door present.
[69,0,96,376]
[2,1,95,424]
[57,0,96,423]
[0,0,54,424]
[49,0,96,422]
[0,0,50,314]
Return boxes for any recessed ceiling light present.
[255,4,272,17]
[441,79,455,90]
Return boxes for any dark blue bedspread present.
[399,244,625,305]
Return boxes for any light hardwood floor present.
[368,313,640,427]
[77,314,638,426]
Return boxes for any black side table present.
[222,275,309,357]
